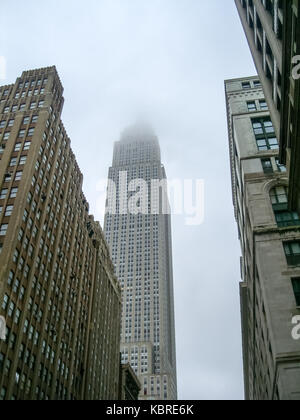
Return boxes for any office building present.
[225,75,300,400]
[235,0,300,213]
[104,124,177,400]
[118,362,141,400]
[0,67,121,400]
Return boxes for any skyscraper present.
[235,0,300,215]
[225,75,300,400]
[104,124,177,400]
[0,67,121,400]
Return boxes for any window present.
[0,121,5,128]
[242,81,251,89]
[269,186,300,226]
[30,102,36,110]
[9,157,17,167]
[0,387,6,400]
[19,156,27,165]
[252,118,278,150]
[23,117,30,125]
[275,158,287,172]
[8,119,14,127]
[5,205,13,217]
[23,141,31,151]
[32,115,38,123]
[4,173,12,182]
[284,242,300,266]
[0,224,8,236]
[38,101,44,108]
[15,171,22,181]
[275,211,300,227]
[270,186,288,210]
[10,188,18,198]
[3,132,10,140]
[262,158,273,174]
[0,189,8,199]
[18,129,25,138]
[292,279,300,306]
[259,100,268,110]
[8,270,14,285]
[247,101,257,111]
[14,143,22,152]
[28,128,35,137]
[253,80,261,87]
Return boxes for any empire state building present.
[104,124,177,400]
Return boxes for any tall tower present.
[104,124,177,400]
[0,67,121,400]
[225,76,300,400]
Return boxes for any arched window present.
[270,186,300,227]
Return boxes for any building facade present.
[235,0,300,215]
[118,362,141,400]
[0,67,121,400]
[104,124,177,400]
[225,76,300,400]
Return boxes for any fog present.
[0,0,256,399]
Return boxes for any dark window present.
[270,186,300,227]
[242,81,251,89]
[270,186,288,211]
[262,158,273,174]
[259,100,268,110]
[275,211,300,227]
[284,242,300,266]
[247,101,257,111]
[292,278,300,306]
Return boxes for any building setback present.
[104,124,177,400]
[225,76,300,400]
[118,362,141,400]
[234,1,300,218]
[0,67,121,400]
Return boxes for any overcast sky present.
[0,0,256,400]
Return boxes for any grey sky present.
[0,0,256,400]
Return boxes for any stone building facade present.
[0,67,121,400]
[225,76,300,400]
